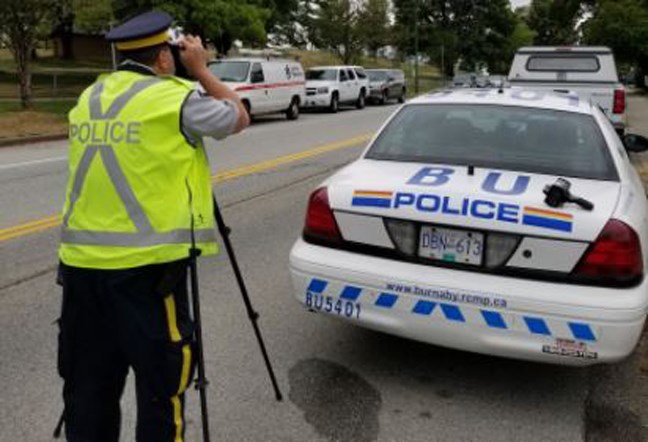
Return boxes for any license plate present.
[305,292,361,319]
[419,226,484,265]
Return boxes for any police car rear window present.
[366,104,618,181]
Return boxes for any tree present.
[509,7,536,51]
[452,0,516,73]
[393,0,457,76]
[392,0,516,77]
[73,0,114,33]
[262,0,300,46]
[582,0,648,85]
[112,0,271,55]
[0,0,55,109]
[583,0,648,64]
[308,0,363,64]
[356,0,391,58]
[501,7,536,72]
[527,0,584,45]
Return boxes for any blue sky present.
[510,0,531,7]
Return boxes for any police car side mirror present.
[623,134,648,153]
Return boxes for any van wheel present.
[356,90,366,109]
[398,88,406,103]
[286,98,299,120]
[242,100,252,119]
[329,93,339,113]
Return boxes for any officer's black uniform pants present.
[57,261,196,442]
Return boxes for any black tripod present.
[188,196,283,441]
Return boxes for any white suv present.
[303,66,369,112]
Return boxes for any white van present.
[208,58,306,120]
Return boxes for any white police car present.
[289,88,648,365]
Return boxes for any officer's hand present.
[178,35,208,77]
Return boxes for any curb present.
[0,133,67,148]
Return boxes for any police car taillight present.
[575,220,643,283]
[385,219,417,255]
[303,187,342,243]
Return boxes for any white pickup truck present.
[508,46,626,135]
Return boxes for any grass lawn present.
[0,100,72,140]
[0,99,75,115]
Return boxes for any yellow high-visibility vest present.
[59,70,218,269]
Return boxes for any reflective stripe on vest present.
[61,78,217,247]
[61,229,216,247]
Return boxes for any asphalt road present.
[0,98,646,442]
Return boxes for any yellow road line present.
[212,133,371,183]
[0,133,371,243]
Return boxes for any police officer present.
[56,11,249,441]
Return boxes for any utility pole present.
[414,0,419,94]
[441,42,445,86]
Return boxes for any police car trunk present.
[290,90,648,365]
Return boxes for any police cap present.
[106,11,173,51]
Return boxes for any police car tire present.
[286,98,299,120]
[329,93,339,113]
[356,90,366,109]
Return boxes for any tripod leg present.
[188,250,211,442]
[212,196,283,401]
[53,411,65,438]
